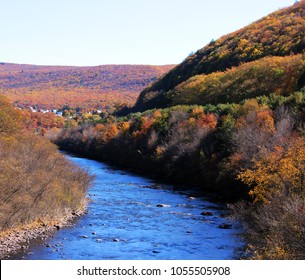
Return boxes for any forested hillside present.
[0,63,174,111]
[134,0,305,111]
[167,54,305,106]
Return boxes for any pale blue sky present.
[0,0,296,66]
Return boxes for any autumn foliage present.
[237,138,305,203]
[135,0,305,111]
[53,105,219,189]
[0,63,174,111]
[0,95,92,232]
[168,55,305,107]
[0,95,22,134]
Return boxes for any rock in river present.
[201,211,213,216]
[156,204,170,208]
[218,224,232,229]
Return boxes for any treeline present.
[0,95,92,232]
[53,89,305,259]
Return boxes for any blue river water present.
[12,154,243,260]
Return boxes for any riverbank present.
[9,153,243,260]
[0,206,87,259]
[52,106,248,203]
[57,145,244,204]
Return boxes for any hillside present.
[0,63,174,111]
[167,54,305,106]
[134,0,305,111]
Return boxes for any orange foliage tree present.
[237,137,305,203]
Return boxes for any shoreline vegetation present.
[52,97,305,260]
[0,95,92,259]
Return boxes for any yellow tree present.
[237,136,305,203]
[0,95,22,135]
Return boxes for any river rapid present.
[11,153,243,260]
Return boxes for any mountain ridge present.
[134,0,305,111]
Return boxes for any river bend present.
[12,154,243,260]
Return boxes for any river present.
[11,153,243,260]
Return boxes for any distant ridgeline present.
[133,0,305,112]
[0,64,174,111]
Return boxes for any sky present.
[0,0,297,66]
